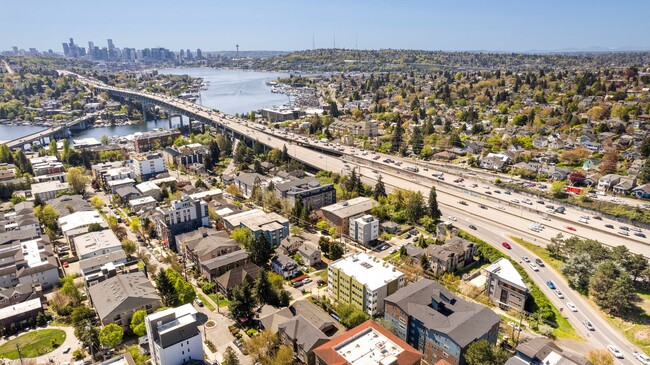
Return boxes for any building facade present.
[349,214,379,245]
[131,152,167,181]
[154,195,210,251]
[484,258,529,311]
[134,129,181,153]
[145,304,203,365]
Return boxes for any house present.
[0,283,42,310]
[297,243,321,267]
[230,172,267,198]
[597,174,622,191]
[59,211,105,243]
[272,253,299,279]
[380,221,401,234]
[480,155,507,171]
[633,184,650,199]
[88,272,161,330]
[402,243,426,259]
[278,315,329,365]
[384,279,500,365]
[277,236,305,255]
[222,209,289,247]
[131,152,167,182]
[328,252,405,315]
[532,136,548,149]
[116,186,142,204]
[129,196,157,213]
[484,258,529,311]
[426,237,477,275]
[136,181,163,200]
[154,195,210,251]
[31,181,70,202]
[581,158,600,171]
[506,337,593,365]
[433,151,456,161]
[176,228,239,272]
[291,300,338,336]
[313,320,422,365]
[201,249,250,282]
[216,262,262,297]
[144,304,203,365]
[613,177,636,195]
[0,236,59,290]
[106,178,136,194]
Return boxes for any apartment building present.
[484,258,529,311]
[154,195,210,251]
[131,152,167,181]
[145,304,203,365]
[349,214,379,245]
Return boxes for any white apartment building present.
[154,195,210,250]
[145,304,203,365]
[349,214,379,245]
[131,153,166,181]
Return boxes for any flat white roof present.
[59,211,104,233]
[31,181,69,194]
[130,196,156,205]
[189,189,222,200]
[0,298,41,321]
[73,230,122,257]
[22,238,49,267]
[330,252,403,291]
[334,326,404,365]
[136,181,160,193]
[485,257,527,289]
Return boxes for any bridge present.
[5,113,97,150]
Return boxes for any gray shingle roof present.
[279,315,329,352]
[87,272,160,322]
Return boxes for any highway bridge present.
[5,113,97,150]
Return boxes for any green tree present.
[222,346,240,365]
[410,126,424,155]
[10,193,26,205]
[639,158,650,184]
[390,117,404,152]
[62,139,70,162]
[49,139,58,158]
[130,309,147,337]
[99,323,124,349]
[59,274,82,305]
[155,269,177,306]
[122,240,137,257]
[589,260,637,316]
[373,175,387,200]
[34,204,59,232]
[561,253,594,294]
[550,181,567,198]
[228,281,257,322]
[336,303,369,329]
[101,135,110,146]
[254,269,275,305]
[404,191,425,223]
[0,144,13,164]
[230,227,254,248]
[127,345,150,365]
[75,324,100,354]
[427,186,441,221]
[464,339,510,365]
[70,306,95,325]
[165,268,196,305]
[328,241,344,260]
[66,167,88,194]
[249,233,273,266]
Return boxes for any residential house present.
[58,210,105,243]
[115,186,142,204]
[484,258,529,311]
[271,253,299,279]
[136,181,162,200]
[175,228,240,274]
[297,243,321,267]
[597,174,623,191]
[230,172,267,198]
[278,315,329,365]
[506,337,593,365]
[480,154,509,171]
[426,237,477,275]
[0,236,59,290]
[384,279,500,365]
[313,320,422,365]
[328,252,405,315]
[87,272,161,329]
[129,196,157,213]
[201,250,250,282]
[613,177,636,195]
[633,184,650,199]
[216,262,262,297]
[72,230,123,260]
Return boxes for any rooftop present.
[0,298,42,322]
[329,252,402,291]
[59,211,103,233]
[485,257,527,289]
[31,181,70,195]
[73,230,122,257]
[88,272,160,322]
[223,209,288,232]
[321,197,378,219]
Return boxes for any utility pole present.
[16,343,23,365]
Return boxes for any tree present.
[155,269,177,306]
[599,149,618,175]
[254,269,275,305]
[639,158,650,184]
[66,167,88,195]
[230,227,254,247]
[49,139,58,158]
[589,260,637,316]
[0,144,13,164]
[587,349,614,365]
[62,139,70,162]
[390,117,404,152]
[410,126,424,155]
[464,339,509,365]
[35,204,59,232]
[89,196,104,209]
[272,346,294,365]
[99,323,124,349]
[336,303,369,328]
[222,346,240,365]
[244,330,279,364]
[130,310,147,337]
[373,175,387,200]
[249,233,273,266]
[561,253,594,293]
[328,241,344,260]
[101,135,110,146]
[404,191,425,223]
[75,324,99,355]
[70,306,95,325]
[59,275,82,305]
[129,217,143,236]
[122,240,137,257]
[165,268,196,305]
[568,171,586,185]
[228,281,257,322]
[11,193,26,205]
[127,345,150,365]
[427,186,441,221]
[550,181,567,198]
[281,144,289,163]
[316,221,329,232]
[559,147,590,166]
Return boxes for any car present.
[63,261,69,268]
[485,191,492,195]
[608,345,624,359]
[194,298,204,307]
[546,280,556,289]
[529,263,539,271]
[292,281,304,288]
[504,191,512,195]
[469,225,477,230]
[389,248,397,254]
[537,200,545,205]
[555,289,564,299]
[501,242,511,249]
[620,226,629,231]
[619,230,629,236]
[566,226,576,231]
[511,199,519,203]
[494,190,501,194]
[633,351,650,365]
[480,205,488,209]
[582,320,595,331]
[448,216,457,221]
[302,278,312,284]
[605,224,614,229]
[404,234,412,239]
[631,227,642,232]
[535,258,545,267]
[62,347,71,354]
[566,302,578,312]
[496,205,505,210]
[592,216,602,220]
[381,245,389,250]
[522,256,530,262]
[635,232,646,238]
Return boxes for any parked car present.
[634,232,646,238]
[62,347,71,354]
[292,281,304,288]
[194,298,204,307]
[302,278,312,284]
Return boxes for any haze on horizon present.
[3,0,649,53]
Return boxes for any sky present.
[2,0,650,53]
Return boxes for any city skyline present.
[2,0,650,53]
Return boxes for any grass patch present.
[383,251,400,262]
[510,237,564,273]
[0,329,66,359]
[197,293,216,312]
[208,293,230,307]
[49,318,71,327]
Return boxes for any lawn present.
[0,329,66,359]
[509,236,564,273]
[208,293,230,307]
[197,293,216,311]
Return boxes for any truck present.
[403,166,419,173]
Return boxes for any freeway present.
[68,74,643,356]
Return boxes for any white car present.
[522,256,530,262]
[448,216,457,221]
[608,345,624,359]
[529,263,539,271]
[566,302,578,312]
[634,351,650,365]
[555,290,564,299]
[496,205,505,210]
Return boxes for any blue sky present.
[3,0,649,52]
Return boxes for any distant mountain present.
[523,46,650,54]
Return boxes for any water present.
[0,68,290,143]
